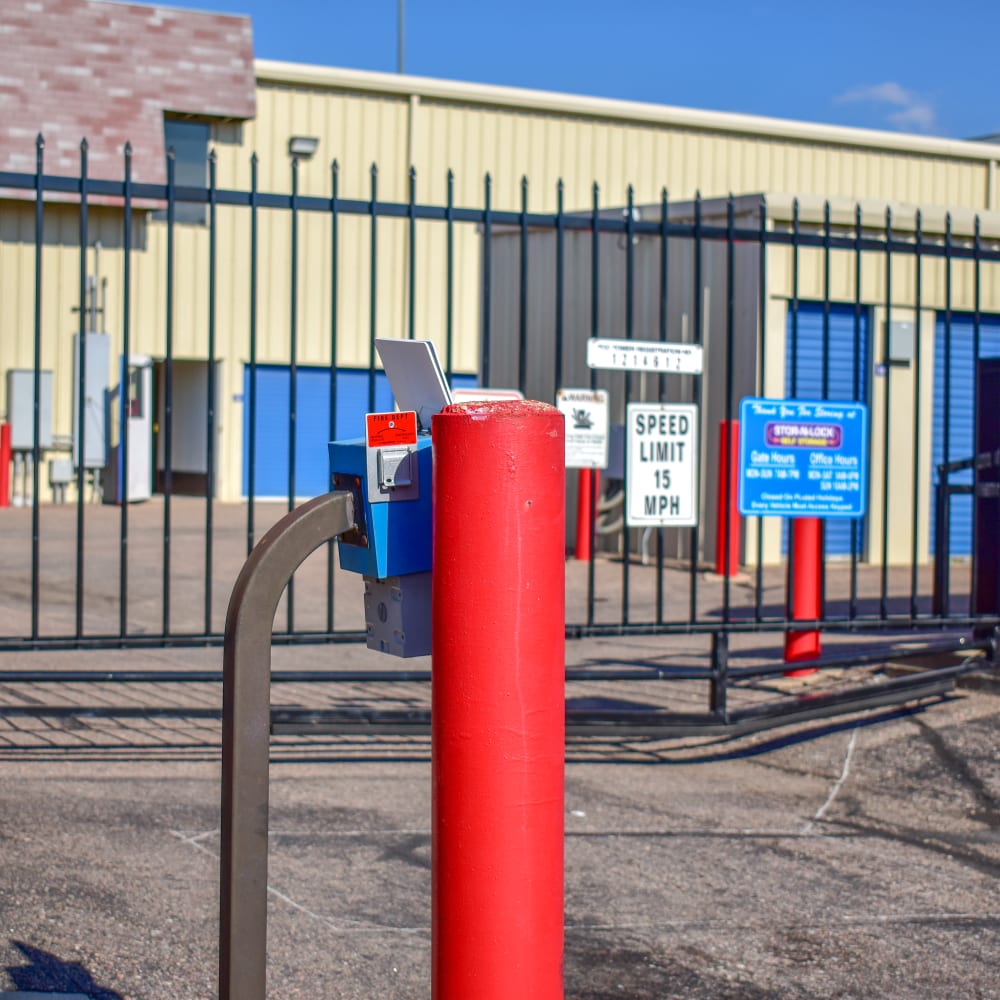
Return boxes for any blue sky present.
[163,0,997,140]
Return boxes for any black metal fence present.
[2,135,1000,660]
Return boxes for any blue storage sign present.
[738,398,869,518]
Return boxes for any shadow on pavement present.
[6,940,124,999]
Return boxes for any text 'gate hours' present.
[626,403,699,527]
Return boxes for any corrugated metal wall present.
[485,201,762,557]
[416,101,991,213]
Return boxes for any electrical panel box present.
[364,573,432,657]
[72,332,110,469]
[887,320,914,364]
[5,369,53,450]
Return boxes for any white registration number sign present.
[626,403,699,527]
[587,338,704,375]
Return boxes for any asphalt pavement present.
[0,634,998,1000]
[1,496,998,997]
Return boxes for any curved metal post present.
[220,490,356,1000]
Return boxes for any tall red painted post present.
[0,423,11,508]
[715,420,740,577]
[784,516,822,674]
[432,400,565,1000]
[574,467,600,561]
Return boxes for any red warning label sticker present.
[366,410,418,448]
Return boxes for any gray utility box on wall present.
[5,369,53,450]
[73,332,111,469]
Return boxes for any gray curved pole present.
[220,490,356,1000]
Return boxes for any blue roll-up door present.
[242,365,477,499]
[784,302,869,556]
[931,314,1000,555]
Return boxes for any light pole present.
[398,0,405,74]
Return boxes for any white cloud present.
[834,81,937,134]
[836,82,911,106]
[887,103,937,133]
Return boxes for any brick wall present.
[0,0,255,184]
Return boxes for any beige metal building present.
[1,0,999,568]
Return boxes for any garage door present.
[242,365,475,499]
[931,314,1000,555]
[784,302,869,557]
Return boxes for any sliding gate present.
[0,137,997,730]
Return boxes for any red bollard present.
[785,516,822,674]
[574,467,600,561]
[0,423,10,508]
[432,400,565,1000]
[715,420,740,577]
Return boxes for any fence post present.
[575,467,599,561]
[710,630,729,719]
[431,400,565,1000]
[715,419,740,577]
[785,516,822,672]
[932,480,950,616]
[0,423,10,508]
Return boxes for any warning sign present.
[556,388,609,469]
[366,411,418,448]
[626,403,699,526]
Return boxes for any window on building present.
[153,118,211,225]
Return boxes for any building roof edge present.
[254,59,1000,164]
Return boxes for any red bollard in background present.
[432,400,565,1000]
[0,423,11,508]
[715,420,740,577]
[785,516,822,674]
[574,466,600,561]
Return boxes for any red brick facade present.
[0,0,255,184]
